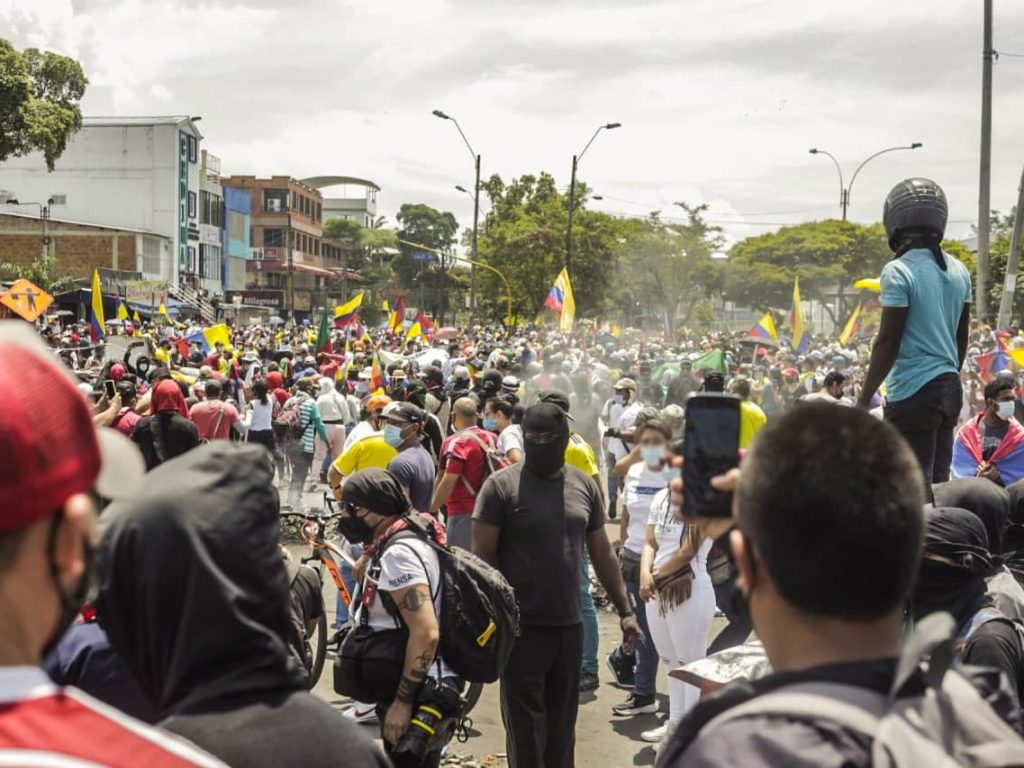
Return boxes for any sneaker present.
[608,503,618,520]
[640,722,668,743]
[343,702,379,724]
[612,692,658,717]
[579,670,600,692]
[606,646,636,688]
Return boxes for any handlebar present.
[280,511,342,522]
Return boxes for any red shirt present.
[189,400,239,441]
[440,427,498,516]
[111,407,142,437]
[0,667,223,766]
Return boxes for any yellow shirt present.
[739,400,767,449]
[566,433,599,477]
[333,434,397,476]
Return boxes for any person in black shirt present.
[95,443,388,768]
[130,379,199,470]
[473,403,640,768]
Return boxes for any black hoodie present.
[95,443,387,768]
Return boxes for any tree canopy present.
[0,40,88,171]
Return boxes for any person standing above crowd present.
[431,397,498,549]
[857,179,972,495]
[0,322,223,767]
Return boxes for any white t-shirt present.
[648,489,713,572]
[622,463,667,554]
[355,536,453,679]
[249,398,275,431]
[497,424,524,457]
[611,401,643,461]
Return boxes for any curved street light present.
[566,123,621,275]
[809,143,922,220]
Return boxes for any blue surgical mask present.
[383,423,404,448]
[482,416,498,432]
[662,465,682,482]
[998,400,1015,421]
[640,444,666,469]
[613,394,625,406]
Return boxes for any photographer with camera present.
[337,468,463,768]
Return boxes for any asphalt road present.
[290,483,727,768]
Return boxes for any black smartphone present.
[682,394,741,519]
[104,379,117,399]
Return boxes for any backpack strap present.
[453,429,492,497]
[374,529,442,625]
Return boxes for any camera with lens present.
[392,678,464,762]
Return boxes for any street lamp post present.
[6,198,54,262]
[433,109,480,328]
[809,144,922,220]
[566,123,620,276]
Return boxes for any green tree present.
[0,40,88,171]
[722,220,891,324]
[0,255,76,295]
[611,205,724,329]
[475,172,629,324]
[395,203,461,320]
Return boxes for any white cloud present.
[2,0,1024,245]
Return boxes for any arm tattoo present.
[413,650,433,676]
[396,675,421,704]
[398,585,431,613]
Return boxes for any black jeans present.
[884,372,962,499]
[707,575,753,654]
[500,624,582,768]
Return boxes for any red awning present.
[249,261,336,278]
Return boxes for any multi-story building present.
[222,186,252,292]
[219,175,335,316]
[0,116,205,288]
[191,150,225,295]
[302,176,380,227]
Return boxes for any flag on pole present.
[789,277,808,354]
[89,270,105,343]
[406,312,435,341]
[387,297,406,334]
[370,349,387,393]
[132,309,141,324]
[115,293,129,322]
[543,268,576,333]
[334,292,364,327]
[977,351,1009,383]
[748,312,778,343]
[315,302,331,355]
[838,302,862,347]
[337,337,352,382]
[158,302,168,317]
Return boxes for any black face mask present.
[910,558,987,627]
[338,512,376,545]
[524,432,570,477]
[42,511,95,658]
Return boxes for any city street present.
[291,483,724,768]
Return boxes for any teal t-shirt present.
[880,248,972,402]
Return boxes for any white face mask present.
[997,400,1015,421]
[639,444,666,469]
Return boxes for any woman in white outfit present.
[638,486,716,743]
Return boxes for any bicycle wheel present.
[308,610,329,689]
[460,682,484,717]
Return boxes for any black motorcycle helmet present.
[882,178,948,252]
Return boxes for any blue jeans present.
[581,550,599,675]
[605,452,619,511]
[335,544,362,628]
[625,571,659,696]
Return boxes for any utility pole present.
[470,153,480,328]
[565,154,579,275]
[997,165,1024,329]
[977,0,994,320]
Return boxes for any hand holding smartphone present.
[680,394,740,520]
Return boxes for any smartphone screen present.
[682,394,740,519]
[104,379,117,399]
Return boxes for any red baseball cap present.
[0,322,144,533]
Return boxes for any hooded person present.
[315,377,349,484]
[131,379,199,470]
[910,506,1024,730]
[94,443,389,768]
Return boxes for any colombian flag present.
[185,323,233,354]
[749,312,778,343]
[838,303,862,347]
[89,270,105,343]
[115,293,129,322]
[387,297,406,334]
[406,312,435,341]
[789,277,808,354]
[977,351,1009,384]
[334,292,364,327]
[543,268,576,333]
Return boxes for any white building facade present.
[0,116,205,288]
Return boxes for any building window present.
[315,202,321,222]
[187,246,197,272]
[200,190,223,227]
[188,191,197,219]
[263,189,288,213]
[188,135,198,163]
[228,210,246,243]
[264,228,283,247]
[141,235,162,275]
[200,244,222,280]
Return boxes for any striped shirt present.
[0,666,224,766]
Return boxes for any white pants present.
[314,423,346,473]
[645,572,716,724]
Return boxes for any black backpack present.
[377,514,520,683]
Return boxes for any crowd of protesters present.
[7,179,1024,766]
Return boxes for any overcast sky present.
[4,0,1024,246]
